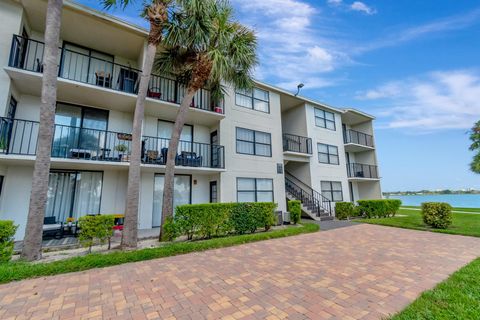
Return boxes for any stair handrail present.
[285,172,332,216]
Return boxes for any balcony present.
[347,163,379,181]
[7,35,224,124]
[282,133,312,163]
[0,117,225,170]
[343,129,374,152]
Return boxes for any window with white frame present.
[314,108,336,130]
[318,143,339,165]
[237,178,274,202]
[321,181,343,202]
[235,87,270,113]
[236,127,272,157]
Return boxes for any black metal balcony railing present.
[8,35,224,114]
[0,117,225,169]
[143,136,224,169]
[282,133,312,154]
[344,129,374,148]
[347,163,379,179]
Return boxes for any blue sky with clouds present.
[78,0,480,192]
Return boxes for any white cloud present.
[350,1,376,15]
[232,0,349,90]
[357,70,480,130]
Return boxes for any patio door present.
[157,120,193,155]
[45,171,103,223]
[152,174,191,227]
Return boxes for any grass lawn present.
[392,257,480,319]
[356,208,480,237]
[0,223,318,284]
[402,205,480,213]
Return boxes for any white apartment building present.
[0,0,381,240]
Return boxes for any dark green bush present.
[0,220,17,263]
[78,215,115,252]
[335,202,355,220]
[288,200,302,224]
[357,199,402,218]
[162,217,180,241]
[173,202,277,240]
[421,202,452,229]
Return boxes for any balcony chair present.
[147,87,162,99]
[176,151,203,167]
[145,150,162,164]
[95,71,112,88]
[43,216,63,239]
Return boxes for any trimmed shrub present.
[162,217,180,242]
[288,200,302,224]
[335,202,355,220]
[357,199,402,218]
[78,215,115,252]
[421,202,452,229]
[173,202,277,239]
[0,220,17,263]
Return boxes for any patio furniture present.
[113,214,125,231]
[145,150,162,164]
[68,148,92,159]
[95,71,111,88]
[176,151,202,167]
[63,221,79,237]
[147,87,162,99]
[43,216,63,239]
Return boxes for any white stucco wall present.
[219,85,286,212]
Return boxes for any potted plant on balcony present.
[115,144,129,162]
[0,137,7,153]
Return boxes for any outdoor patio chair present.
[43,216,63,239]
[176,151,203,167]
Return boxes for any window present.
[237,178,274,202]
[157,120,193,153]
[318,143,339,165]
[321,181,343,202]
[152,174,191,227]
[45,171,103,222]
[314,108,336,130]
[235,87,270,113]
[236,127,272,157]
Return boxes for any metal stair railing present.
[285,172,332,216]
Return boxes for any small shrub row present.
[334,199,402,220]
[78,215,115,252]
[335,202,356,220]
[357,199,402,218]
[0,220,17,263]
[163,202,277,241]
[421,202,452,229]
[288,200,301,224]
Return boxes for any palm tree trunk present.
[121,42,157,248]
[21,0,63,261]
[159,89,196,240]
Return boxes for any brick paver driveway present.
[2,224,480,320]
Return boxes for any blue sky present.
[78,0,480,192]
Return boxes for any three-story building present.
[0,0,381,239]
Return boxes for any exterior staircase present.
[285,172,334,221]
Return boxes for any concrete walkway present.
[1,224,480,320]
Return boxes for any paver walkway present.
[1,224,480,320]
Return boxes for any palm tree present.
[155,0,257,240]
[21,0,63,261]
[102,0,172,248]
[470,120,480,174]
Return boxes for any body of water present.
[387,194,480,208]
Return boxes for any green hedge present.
[421,202,452,229]
[172,202,277,241]
[288,200,302,224]
[335,202,355,220]
[78,215,115,252]
[0,221,17,263]
[357,199,402,218]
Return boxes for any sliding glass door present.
[152,174,191,228]
[45,171,103,223]
[52,103,108,158]
[157,120,193,154]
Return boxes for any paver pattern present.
[1,224,480,320]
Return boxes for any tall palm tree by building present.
[102,0,172,248]
[155,0,258,239]
[21,0,63,262]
